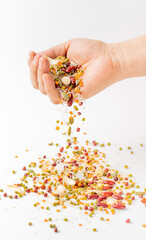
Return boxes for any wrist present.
[108,36,146,81]
[107,42,130,82]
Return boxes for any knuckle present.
[31,54,42,68]
[28,51,35,66]
[30,62,37,71]
[42,73,48,81]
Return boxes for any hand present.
[28,38,121,104]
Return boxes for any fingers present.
[43,73,61,104]
[28,51,36,67]
[30,54,42,89]
[38,41,71,59]
[28,41,71,102]
[28,51,61,101]
[38,57,50,94]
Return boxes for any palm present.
[66,39,114,99]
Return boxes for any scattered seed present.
[92,228,97,232]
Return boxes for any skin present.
[28,36,146,104]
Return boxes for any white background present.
[0,0,146,239]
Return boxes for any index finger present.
[38,41,71,59]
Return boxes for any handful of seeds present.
[45,56,84,107]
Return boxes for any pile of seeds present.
[1,56,146,232]
[5,143,146,212]
[1,142,146,232]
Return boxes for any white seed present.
[86,189,102,196]
[7,185,23,193]
[96,183,103,188]
[63,176,75,186]
[61,76,70,86]
[95,166,104,177]
[41,161,52,173]
[107,198,116,205]
[56,185,66,195]
[44,55,59,66]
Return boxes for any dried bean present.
[68,95,73,107]
[102,192,113,197]
[69,117,74,125]
[67,126,71,136]
[97,202,108,208]
[103,185,113,190]
[112,204,126,209]
[103,180,115,185]
[112,195,123,200]
[66,66,77,73]
[62,92,69,101]
[98,196,107,202]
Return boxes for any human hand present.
[28,38,120,104]
[28,36,146,104]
